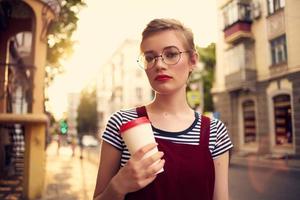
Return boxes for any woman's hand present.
[111,143,165,196]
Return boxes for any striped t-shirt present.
[102,108,233,167]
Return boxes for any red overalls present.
[125,106,215,200]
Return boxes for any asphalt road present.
[229,164,300,200]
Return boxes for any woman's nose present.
[153,55,166,69]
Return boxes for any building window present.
[270,35,287,65]
[242,100,256,144]
[267,0,285,15]
[223,0,252,29]
[273,94,292,146]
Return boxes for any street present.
[229,164,300,200]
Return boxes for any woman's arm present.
[93,141,165,200]
[93,141,124,200]
[213,151,229,200]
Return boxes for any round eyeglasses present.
[137,46,190,70]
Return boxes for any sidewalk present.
[38,142,99,200]
[38,142,300,200]
[230,152,300,171]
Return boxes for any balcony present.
[223,0,254,44]
[224,21,253,43]
[224,42,257,91]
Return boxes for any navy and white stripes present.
[102,108,233,166]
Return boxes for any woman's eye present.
[145,55,155,62]
[165,52,179,59]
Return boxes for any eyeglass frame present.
[137,46,191,70]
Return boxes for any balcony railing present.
[225,68,257,91]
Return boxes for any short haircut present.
[141,18,196,52]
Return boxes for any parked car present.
[81,135,99,147]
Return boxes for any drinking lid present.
[119,117,150,133]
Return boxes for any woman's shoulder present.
[195,111,227,129]
[109,107,140,124]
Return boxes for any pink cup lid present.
[119,117,150,134]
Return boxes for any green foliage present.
[196,43,216,72]
[198,43,215,112]
[46,0,85,85]
[76,86,98,136]
[188,43,216,112]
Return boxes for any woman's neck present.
[147,90,193,116]
[146,90,196,131]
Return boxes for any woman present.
[93,18,233,200]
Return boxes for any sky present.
[47,0,218,119]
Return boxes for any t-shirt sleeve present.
[211,119,233,159]
[101,111,124,151]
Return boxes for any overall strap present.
[200,115,211,146]
[136,106,148,118]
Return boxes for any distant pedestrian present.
[71,135,77,157]
[56,134,61,155]
[78,135,84,159]
[93,18,233,200]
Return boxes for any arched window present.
[273,94,292,146]
[242,100,256,144]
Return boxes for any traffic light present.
[59,120,68,135]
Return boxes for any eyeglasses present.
[137,46,190,70]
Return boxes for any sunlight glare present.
[46,0,217,119]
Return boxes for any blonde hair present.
[141,18,196,52]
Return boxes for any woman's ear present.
[189,51,199,71]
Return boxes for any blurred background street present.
[1,0,300,199]
[38,140,300,200]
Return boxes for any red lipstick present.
[155,75,172,81]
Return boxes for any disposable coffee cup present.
[120,117,163,173]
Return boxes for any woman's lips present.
[155,75,172,81]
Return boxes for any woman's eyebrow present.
[163,45,176,49]
[144,50,156,54]
[144,46,177,54]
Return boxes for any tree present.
[45,0,85,87]
[76,86,98,137]
[188,43,216,112]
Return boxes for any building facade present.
[97,39,153,134]
[0,0,59,199]
[213,0,300,156]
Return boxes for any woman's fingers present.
[132,143,158,160]
[146,158,165,175]
[142,151,164,167]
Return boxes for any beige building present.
[97,39,153,133]
[0,0,59,199]
[67,93,80,137]
[213,0,300,157]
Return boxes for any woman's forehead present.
[140,30,187,52]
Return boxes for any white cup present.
[120,117,163,173]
